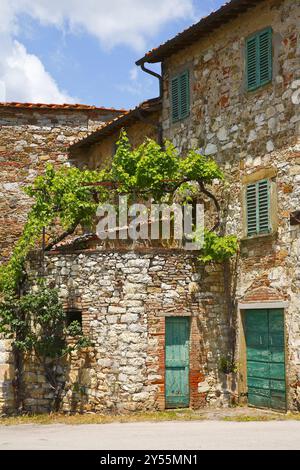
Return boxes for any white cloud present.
[0,39,74,103]
[0,0,195,103]
[9,0,195,51]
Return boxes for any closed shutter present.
[246,183,258,236]
[246,180,271,236]
[179,70,190,120]
[258,180,270,234]
[171,76,180,122]
[258,28,272,86]
[171,70,190,122]
[246,36,258,91]
[246,28,272,91]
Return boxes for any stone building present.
[0,102,124,413]
[135,0,300,411]
[1,0,300,414]
[69,97,162,169]
[23,248,227,413]
[0,102,124,262]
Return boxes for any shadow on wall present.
[63,351,97,414]
[0,340,15,415]
[195,263,237,407]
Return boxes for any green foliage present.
[0,130,237,295]
[0,284,90,359]
[112,130,224,201]
[199,231,239,264]
[0,165,110,293]
[112,130,180,199]
[25,164,110,230]
[179,150,224,184]
[219,356,238,374]
[111,130,137,191]
[135,140,180,200]
[0,214,46,293]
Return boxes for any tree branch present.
[198,181,221,232]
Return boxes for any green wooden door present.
[245,309,286,410]
[165,317,190,408]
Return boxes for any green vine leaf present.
[0,130,237,295]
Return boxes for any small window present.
[171,70,190,123]
[246,27,273,91]
[246,179,271,237]
[66,309,82,328]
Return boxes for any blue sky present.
[0,0,225,109]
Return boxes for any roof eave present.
[136,0,262,65]
[0,102,126,113]
[69,98,162,152]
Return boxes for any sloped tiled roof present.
[0,102,125,113]
[69,97,162,151]
[136,0,262,65]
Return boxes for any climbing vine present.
[0,283,91,410]
[0,129,238,295]
[0,165,110,293]
[0,129,239,409]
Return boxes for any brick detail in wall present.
[0,106,121,262]
[11,249,233,415]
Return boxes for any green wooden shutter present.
[258,179,270,234]
[246,180,271,236]
[246,183,258,236]
[171,70,190,122]
[246,28,272,91]
[258,28,272,86]
[171,76,180,122]
[179,70,190,119]
[246,36,258,91]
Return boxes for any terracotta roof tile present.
[0,102,126,113]
[69,97,162,151]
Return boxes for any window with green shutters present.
[246,179,271,237]
[246,28,273,91]
[171,70,190,122]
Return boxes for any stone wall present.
[20,249,232,414]
[0,105,122,262]
[162,0,299,160]
[0,339,15,415]
[161,0,300,409]
[1,0,299,415]
[0,104,123,414]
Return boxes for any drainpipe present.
[139,61,163,147]
[140,62,163,98]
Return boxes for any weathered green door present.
[245,309,286,410]
[165,317,190,408]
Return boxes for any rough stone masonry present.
[0,103,123,414]
[160,0,300,410]
[1,0,300,415]
[0,103,123,262]
[21,249,230,414]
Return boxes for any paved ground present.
[0,420,300,450]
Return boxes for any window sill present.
[172,114,190,125]
[241,231,277,243]
[245,80,273,95]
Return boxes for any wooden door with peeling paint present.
[165,317,190,409]
[245,309,286,410]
